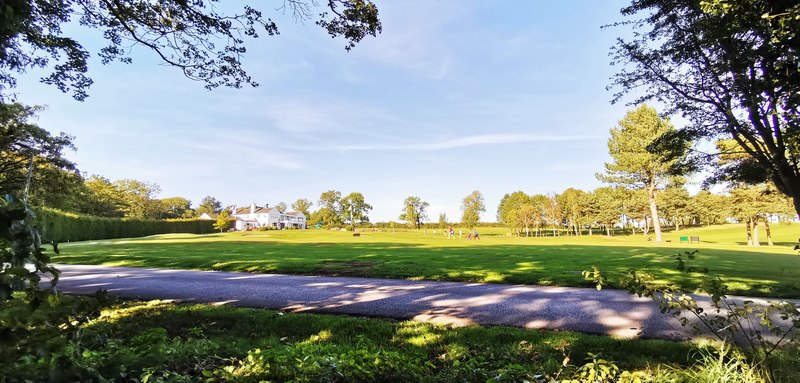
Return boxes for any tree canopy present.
[291,198,313,218]
[339,192,371,229]
[609,0,800,217]
[598,105,686,242]
[196,196,222,217]
[460,190,485,229]
[399,196,429,229]
[1,0,381,101]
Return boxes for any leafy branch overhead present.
[0,0,382,101]
[608,0,800,218]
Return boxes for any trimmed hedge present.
[36,208,215,243]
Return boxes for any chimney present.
[250,202,256,215]
[230,205,236,215]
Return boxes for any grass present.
[54,223,800,298]
[10,297,710,382]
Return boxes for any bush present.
[35,208,215,242]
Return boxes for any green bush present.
[35,208,215,242]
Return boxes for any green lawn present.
[55,223,800,298]
[7,297,709,382]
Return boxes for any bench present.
[352,233,360,237]
[690,236,700,244]
[680,236,688,244]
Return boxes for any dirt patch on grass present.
[314,260,379,276]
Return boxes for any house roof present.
[286,211,306,217]
[232,206,274,215]
[200,212,219,219]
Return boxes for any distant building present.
[227,203,306,230]
[198,212,219,220]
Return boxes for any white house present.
[229,203,306,230]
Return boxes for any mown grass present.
[55,223,800,298]
[55,299,707,382]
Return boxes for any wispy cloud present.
[286,134,603,152]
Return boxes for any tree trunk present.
[764,217,774,246]
[647,184,663,242]
[746,218,753,246]
[589,225,593,235]
[606,224,611,236]
[674,217,679,231]
[752,219,761,247]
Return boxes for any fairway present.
[55,224,800,298]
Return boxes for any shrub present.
[35,208,215,242]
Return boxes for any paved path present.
[53,264,787,341]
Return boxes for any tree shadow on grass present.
[53,240,800,298]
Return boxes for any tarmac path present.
[54,264,791,341]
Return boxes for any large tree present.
[0,0,381,101]
[316,190,343,226]
[291,198,313,218]
[158,197,193,219]
[79,175,125,217]
[589,187,624,236]
[609,0,800,219]
[0,103,75,198]
[598,105,686,242]
[399,196,429,229]
[460,190,485,230]
[557,188,587,236]
[195,195,222,217]
[497,191,531,235]
[113,179,161,219]
[339,192,371,230]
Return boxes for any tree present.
[658,185,691,231]
[497,191,531,236]
[0,1,381,101]
[339,192,371,230]
[79,175,125,217]
[399,196,429,229]
[728,183,795,246]
[275,202,288,214]
[460,190,485,229]
[213,209,233,233]
[529,194,551,236]
[438,213,447,229]
[598,105,687,242]
[609,0,800,220]
[159,197,192,219]
[196,196,222,217]
[316,190,343,226]
[291,198,313,218]
[113,179,161,219]
[0,103,75,198]
[687,190,728,226]
[544,193,561,237]
[557,188,587,236]
[621,189,650,235]
[589,187,624,236]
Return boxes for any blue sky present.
[17,0,650,222]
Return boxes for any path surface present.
[54,264,784,340]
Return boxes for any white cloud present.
[286,133,603,152]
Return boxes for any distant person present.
[449,226,454,239]
[473,229,479,240]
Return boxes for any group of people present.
[430,227,479,240]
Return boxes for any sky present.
[15,0,672,222]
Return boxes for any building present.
[229,203,306,230]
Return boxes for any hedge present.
[35,208,215,243]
